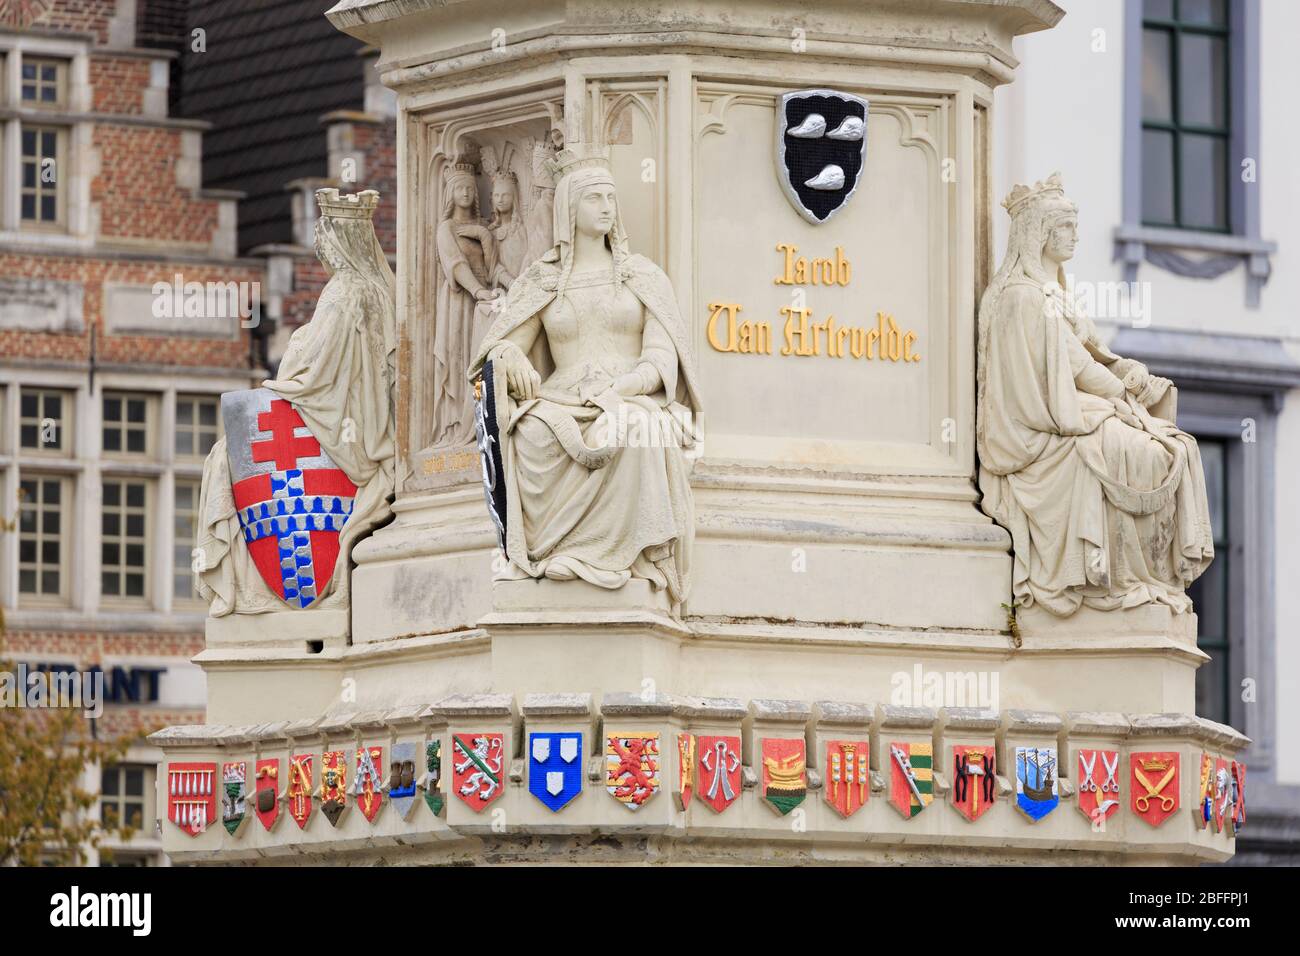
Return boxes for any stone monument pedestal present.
[148,0,1247,866]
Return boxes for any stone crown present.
[546,143,612,179]
[1002,171,1072,218]
[316,188,379,220]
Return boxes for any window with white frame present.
[20,56,67,107]
[17,474,70,603]
[101,478,149,601]
[19,387,71,454]
[173,478,202,602]
[102,391,154,456]
[174,394,221,458]
[100,764,152,831]
[20,124,64,226]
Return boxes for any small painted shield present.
[888,742,934,818]
[951,745,996,823]
[697,735,742,814]
[675,733,695,810]
[320,750,348,827]
[1131,751,1179,828]
[776,89,869,225]
[166,762,217,837]
[1196,752,1214,830]
[825,740,870,818]
[354,745,384,823]
[606,733,661,810]
[222,388,357,608]
[452,733,505,812]
[287,753,314,830]
[424,740,445,816]
[1015,746,1059,821]
[221,761,247,836]
[254,758,280,831]
[387,742,419,820]
[529,732,583,812]
[1212,756,1231,833]
[1076,749,1120,826]
[1230,761,1246,834]
[761,738,806,816]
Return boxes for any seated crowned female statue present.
[977,173,1214,617]
[467,145,703,609]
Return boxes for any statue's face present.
[453,179,477,209]
[492,180,516,214]
[1044,215,1078,264]
[576,184,617,238]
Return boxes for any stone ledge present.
[522,692,593,717]
[1005,709,1065,734]
[942,707,1000,731]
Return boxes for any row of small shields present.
[167,738,1244,836]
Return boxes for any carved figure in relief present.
[431,157,509,447]
[976,173,1213,617]
[468,144,703,609]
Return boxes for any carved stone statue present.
[431,158,508,447]
[482,144,527,285]
[977,173,1214,618]
[197,189,396,616]
[468,144,703,610]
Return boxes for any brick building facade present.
[1,0,394,865]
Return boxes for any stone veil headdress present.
[545,143,631,297]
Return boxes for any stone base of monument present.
[150,689,1244,865]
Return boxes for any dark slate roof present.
[181,0,365,253]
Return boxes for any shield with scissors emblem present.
[776,89,869,225]
[529,732,583,812]
[222,388,357,609]
[1076,748,1120,826]
[1131,751,1179,828]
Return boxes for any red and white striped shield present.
[222,388,356,608]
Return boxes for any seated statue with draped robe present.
[977,173,1214,618]
[467,145,702,612]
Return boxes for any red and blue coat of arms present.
[222,388,356,608]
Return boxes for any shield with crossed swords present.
[1131,751,1179,828]
[222,388,357,609]
[776,89,869,225]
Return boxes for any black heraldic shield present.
[777,89,869,225]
